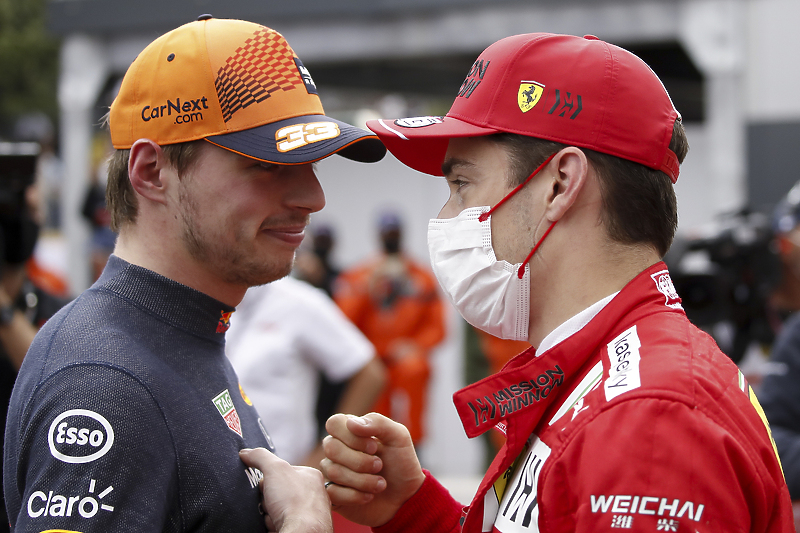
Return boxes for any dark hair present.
[488,119,688,257]
[106,141,202,232]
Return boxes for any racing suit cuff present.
[373,469,463,533]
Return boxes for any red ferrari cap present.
[367,33,681,182]
[110,17,386,164]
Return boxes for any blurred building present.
[47,0,800,480]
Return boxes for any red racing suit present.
[375,263,793,533]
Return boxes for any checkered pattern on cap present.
[216,28,305,123]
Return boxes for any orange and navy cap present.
[110,16,386,165]
[367,33,681,183]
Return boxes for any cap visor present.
[206,115,386,164]
[366,116,497,175]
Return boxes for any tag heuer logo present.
[212,389,243,437]
[518,81,545,113]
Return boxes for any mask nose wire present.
[475,152,559,279]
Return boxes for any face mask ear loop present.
[517,219,558,279]
[478,153,557,223]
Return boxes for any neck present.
[113,225,247,307]
[527,237,660,349]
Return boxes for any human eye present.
[257,162,278,172]
[446,176,468,191]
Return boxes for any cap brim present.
[366,116,497,176]
[206,115,386,164]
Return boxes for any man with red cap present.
[4,16,385,533]
[321,33,793,532]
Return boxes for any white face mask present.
[428,207,531,340]
[427,153,558,342]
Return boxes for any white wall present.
[745,0,800,121]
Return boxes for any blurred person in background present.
[321,33,793,532]
[225,275,385,467]
[0,142,70,533]
[760,180,800,527]
[81,132,116,281]
[3,17,386,533]
[295,223,340,297]
[334,211,444,446]
[293,223,360,440]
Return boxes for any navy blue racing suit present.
[4,255,274,532]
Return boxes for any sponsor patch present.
[294,57,318,95]
[466,366,565,429]
[244,466,264,489]
[275,122,340,153]
[217,310,232,333]
[458,59,491,99]
[590,494,704,522]
[494,437,551,532]
[518,81,545,113]
[28,478,114,520]
[650,270,682,310]
[393,116,443,128]
[48,410,114,464]
[604,326,642,401]
[140,97,210,125]
[212,389,243,437]
[546,89,582,119]
[239,383,253,406]
[258,418,275,451]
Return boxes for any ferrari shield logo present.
[518,81,545,113]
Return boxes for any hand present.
[321,413,425,527]
[239,448,333,533]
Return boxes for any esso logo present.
[48,409,115,464]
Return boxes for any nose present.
[288,164,326,214]
[437,196,461,219]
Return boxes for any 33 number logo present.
[276,122,340,153]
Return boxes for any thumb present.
[345,413,413,448]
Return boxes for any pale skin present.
[320,136,661,527]
[115,139,332,532]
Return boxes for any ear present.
[544,147,589,222]
[128,139,170,205]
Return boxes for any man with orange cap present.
[3,16,385,533]
[320,33,793,532]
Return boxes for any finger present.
[321,455,386,495]
[325,479,378,507]
[239,447,280,471]
[326,413,379,455]
[345,413,413,449]
[322,434,382,475]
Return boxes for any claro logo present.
[48,409,115,464]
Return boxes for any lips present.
[260,225,307,247]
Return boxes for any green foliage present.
[0,0,60,137]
